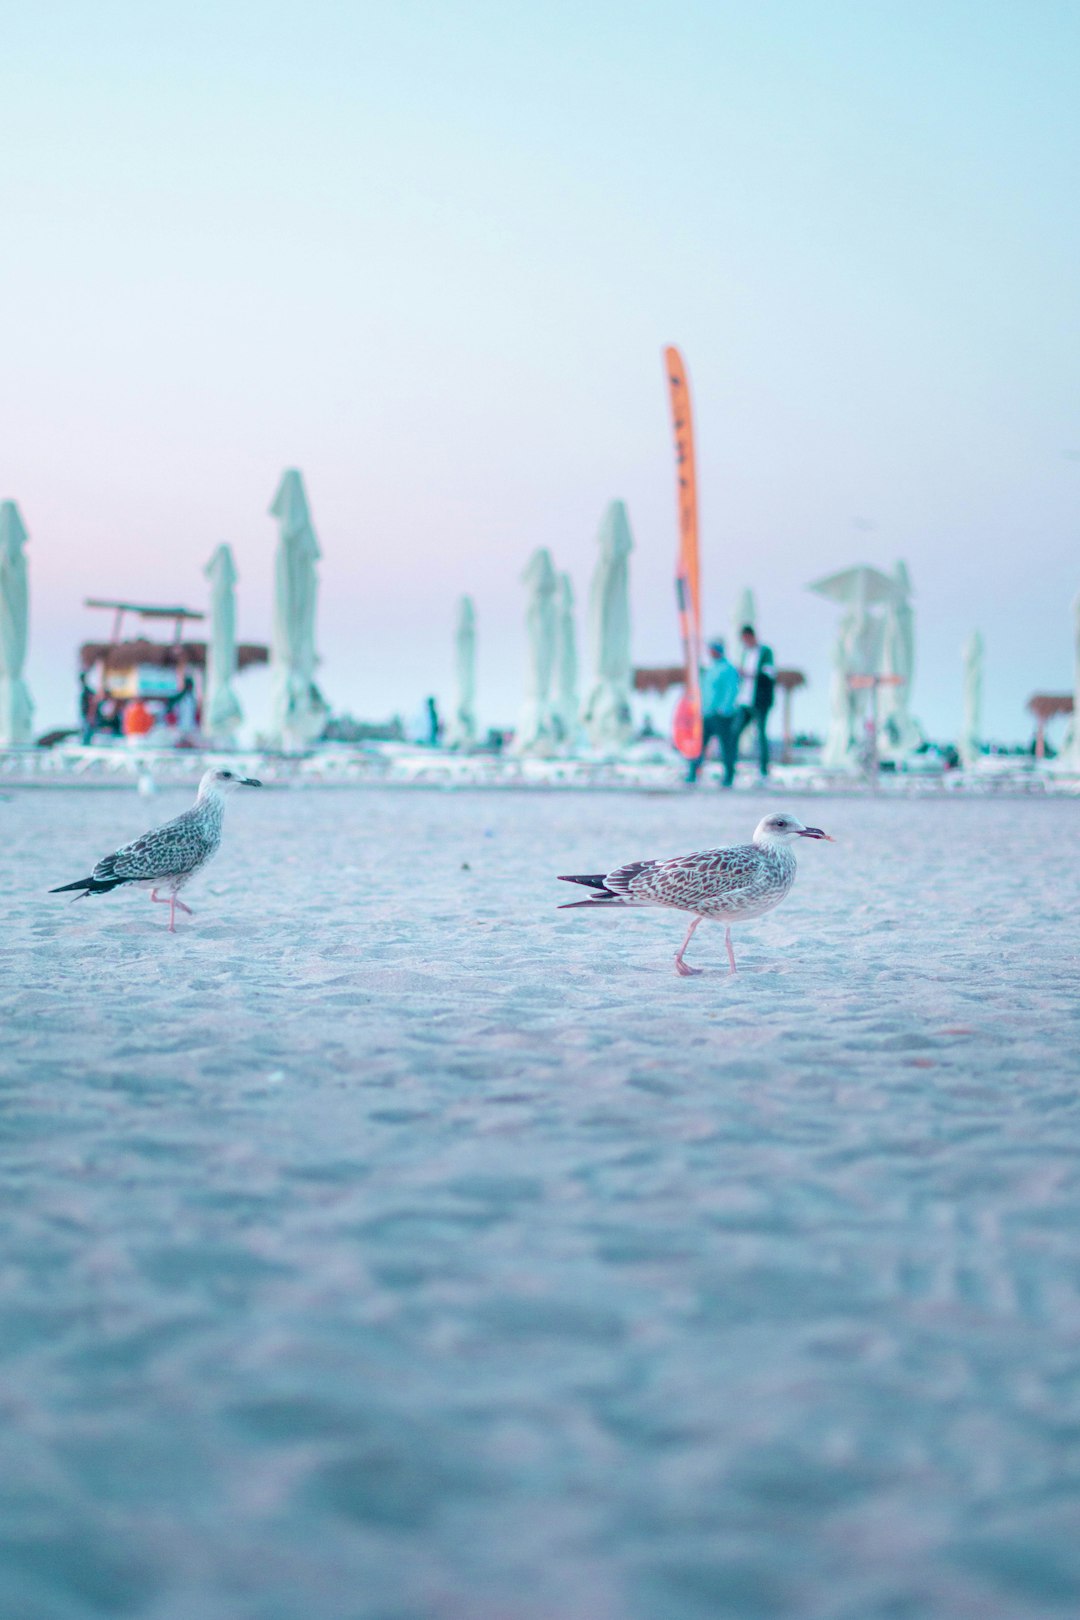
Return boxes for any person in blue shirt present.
[687,638,741,785]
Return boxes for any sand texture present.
[2,785,1080,1619]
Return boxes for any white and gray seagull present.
[50,767,261,931]
[558,811,833,976]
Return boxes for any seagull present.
[558,811,833,976]
[50,767,261,931]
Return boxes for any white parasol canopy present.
[809,565,904,610]
[452,594,477,746]
[961,631,984,766]
[583,500,634,752]
[515,548,559,754]
[0,501,33,746]
[203,544,243,743]
[269,469,328,749]
[554,571,579,746]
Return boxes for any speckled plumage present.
[50,767,261,930]
[89,794,227,891]
[558,812,833,976]
[595,839,798,922]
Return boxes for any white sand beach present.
[2,785,1080,1619]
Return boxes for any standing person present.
[123,697,156,746]
[97,695,123,739]
[733,624,775,777]
[79,672,97,744]
[169,674,199,747]
[686,639,740,786]
[425,696,442,747]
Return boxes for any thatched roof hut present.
[633,666,685,695]
[79,639,268,675]
[1026,693,1073,760]
[634,665,806,695]
[1026,693,1073,722]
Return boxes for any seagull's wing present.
[601,858,660,898]
[94,808,216,884]
[610,843,761,910]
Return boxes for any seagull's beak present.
[240,777,262,788]
[798,826,833,841]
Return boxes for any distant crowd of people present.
[686,624,775,787]
[79,673,201,747]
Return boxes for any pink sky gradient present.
[3,1,1078,743]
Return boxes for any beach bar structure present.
[80,599,268,706]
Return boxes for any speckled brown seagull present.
[50,767,261,931]
[558,811,833,976]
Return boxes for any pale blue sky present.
[2,0,1078,740]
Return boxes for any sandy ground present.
[2,784,1080,1620]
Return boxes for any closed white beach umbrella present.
[270,469,328,749]
[583,500,634,752]
[961,631,983,766]
[732,587,756,652]
[554,571,579,746]
[515,548,558,754]
[879,560,920,755]
[0,501,33,746]
[452,594,477,746]
[810,565,899,768]
[821,628,852,768]
[203,544,244,744]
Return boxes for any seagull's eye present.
[220,771,232,780]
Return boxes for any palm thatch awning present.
[634,665,807,695]
[80,639,268,674]
[1027,693,1074,721]
[634,666,685,694]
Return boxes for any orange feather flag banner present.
[664,346,703,758]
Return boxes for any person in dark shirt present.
[732,625,775,777]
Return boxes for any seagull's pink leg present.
[150,888,184,929]
[674,915,703,977]
[725,925,737,975]
[150,889,190,929]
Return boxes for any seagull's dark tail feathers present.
[557,873,626,909]
[49,875,127,898]
[558,897,627,909]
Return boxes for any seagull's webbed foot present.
[674,957,703,977]
[674,916,704,977]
